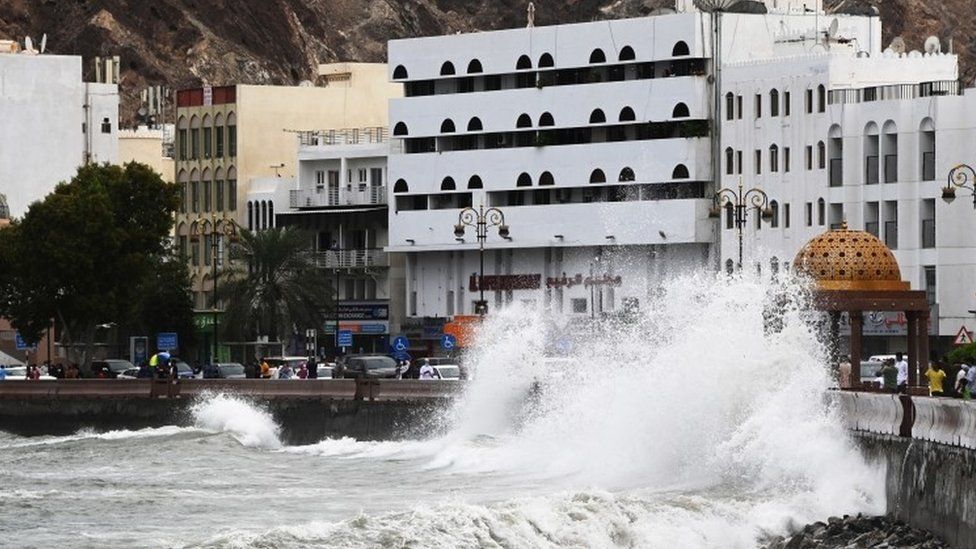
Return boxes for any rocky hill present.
[0,0,971,123]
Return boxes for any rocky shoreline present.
[763,514,950,549]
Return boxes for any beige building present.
[173,63,400,361]
[118,126,175,182]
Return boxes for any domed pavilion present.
[793,223,930,389]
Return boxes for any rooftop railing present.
[297,127,388,147]
[829,80,960,106]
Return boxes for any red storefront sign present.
[469,274,542,292]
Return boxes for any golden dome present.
[793,225,909,291]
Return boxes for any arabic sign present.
[839,310,938,337]
[469,274,541,292]
[546,273,622,289]
[338,301,389,321]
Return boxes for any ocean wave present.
[0,425,200,449]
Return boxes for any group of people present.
[0,361,82,380]
[395,358,441,380]
[844,351,976,398]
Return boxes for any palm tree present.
[217,227,333,345]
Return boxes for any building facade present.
[0,49,118,218]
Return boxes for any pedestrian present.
[0,365,6,381]
[64,363,79,379]
[966,363,976,400]
[895,352,909,393]
[925,362,947,397]
[278,362,293,379]
[838,355,852,389]
[395,360,404,380]
[877,359,898,393]
[419,359,439,380]
[297,362,308,379]
[404,360,420,380]
[137,361,152,379]
[260,360,271,379]
[955,364,969,398]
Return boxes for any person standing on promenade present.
[838,356,852,389]
[895,352,909,394]
[925,362,947,397]
[955,364,969,398]
[0,365,6,381]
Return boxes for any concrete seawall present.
[0,379,460,445]
[837,391,976,548]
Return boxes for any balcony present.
[865,156,879,185]
[291,186,387,208]
[297,127,387,147]
[884,221,898,249]
[314,249,389,269]
[884,155,898,183]
[922,218,936,248]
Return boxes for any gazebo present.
[793,224,930,389]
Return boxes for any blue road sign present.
[554,336,572,355]
[337,330,353,347]
[14,332,36,351]
[441,334,457,351]
[156,332,179,352]
[392,335,409,353]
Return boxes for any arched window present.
[392,65,408,79]
[260,200,268,230]
[672,41,690,57]
[467,175,483,189]
[516,55,532,70]
[467,117,483,132]
[538,53,554,68]
[672,164,690,179]
[725,202,735,229]
[817,141,826,169]
[440,119,456,133]
[247,202,254,231]
[516,113,533,128]
[672,103,690,118]
[440,61,456,76]
[589,169,606,184]
[618,167,635,182]
[516,172,533,187]
[538,112,555,127]
[817,198,826,226]
[589,49,606,64]
[725,92,734,120]
[769,201,779,228]
[393,179,409,193]
[441,177,456,191]
[770,89,780,117]
[589,109,607,124]
[725,147,734,175]
[920,117,936,181]
[539,172,555,186]
[618,107,636,122]
[268,202,274,228]
[817,84,826,112]
[393,122,409,136]
[769,144,779,173]
[619,46,636,61]
[466,59,483,74]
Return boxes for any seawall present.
[0,379,460,445]
[837,391,976,548]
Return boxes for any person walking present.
[260,360,271,379]
[878,359,898,393]
[966,363,976,400]
[419,359,439,380]
[0,365,6,381]
[297,362,309,379]
[955,364,969,399]
[838,355,852,389]
[895,352,909,394]
[925,362,947,397]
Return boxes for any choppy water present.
[0,273,885,548]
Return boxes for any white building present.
[0,49,118,218]
[276,127,404,353]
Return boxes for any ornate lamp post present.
[209,213,238,364]
[943,164,976,209]
[709,179,773,271]
[454,204,510,316]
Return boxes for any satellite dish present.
[23,36,34,54]
[889,37,906,54]
[924,35,941,54]
[827,18,839,40]
[39,33,46,54]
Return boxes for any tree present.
[0,163,182,366]
[947,343,976,366]
[217,227,334,345]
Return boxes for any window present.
[921,198,936,249]
[805,202,813,226]
[618,167,635,182]
[178,236,187,260]
[671,41,690,57]
[227,124,237,157]
[228,179,237,211]
[516,113,533,128]
[179,182,187,213]
[784,203,791,228]
[393,122,409,136]
[393,65,408,79]
[672,165,689,179]
[370,168,383,187]
[589,49,606,64]
[441,177,456,191]
[468,175,483,189]
[572,298,588,314]
[516,173,532,187]
[247,202,253,231]
[216,180,224,212]
[737,96,743,120]
[394,179,409,193]
[178,129,187,160]
[203,127,212,158]
[784,147,791,172]
[203,181,212,212]
[101,117,112,134]
[539,171,555,186]
[920,119,936,181]
[725,202,734,230]
[191,239,200,266]
[190,128,200,159]
[770,90,779,117]
[204,234,212,266]
[440,119,456,133]
[769,201,779,228]
[315,170,326,191]
[784,91,791,116]
[817,198,825,226]
[539,53,555,67]
[215,126,224,157]
[725,93,734,121]
[755,94,762,118]
[618,46,635,61]
[590,169,606,184]
[805,89,813,113]
[440,61,456,75]
[618,107,636,122]
[672,103,690,118]
[725,147,734,175]
[817,141,826,169]
[589,109,606,124]
[924,266,937,306]
[805,145,813,170]
[884,200,898,249]
[191,181,199,213]
[817,85,826,113]
[755,150,762,175]
[769,145,779,173]
[736,151,743,175]
[466,59,483,74]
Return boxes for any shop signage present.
[338,301,389,321]
[839,310,938,337]
[469,274,541,292]
[545,273,622,289]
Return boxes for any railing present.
[865,221,879,238]
[922,219,936,248]
[314,249,389,269]
[865,156,879,185]
[829,80,961,106]
[884,221,898,249]
[922,152,936,181]
[884,155,898,183]
[290,186,387,208]
[297,127,387,147]
[829,158,843,187]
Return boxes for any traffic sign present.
[392,335,409,352]
[441,334,457,351]
[337,330,353,347]
[156,332,179,352]
[14,332,36,351]
[954,326,974,346]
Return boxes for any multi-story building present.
[384,0,877,341]
[273,127,402,354]
[0,46,118,218]
[173,63,400,361]
[118,125,175,183]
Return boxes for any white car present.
[433,365,461,380]
[1,366,55,380]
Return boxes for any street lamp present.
[709,179,773,271]
[943,164,976,208]
[454,204,510,316]
[209,213,238,364]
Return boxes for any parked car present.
[117,368,141,380]
[168,357,196,379]
[314,362,335,379]
[860,360,885,385]
[433,365,461,380]
[262,356,308,379]
[332,355,400,379]
[215,363,247,379]
[418,357,467,379]
[0,366,55,380]
[90,359,136,379]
